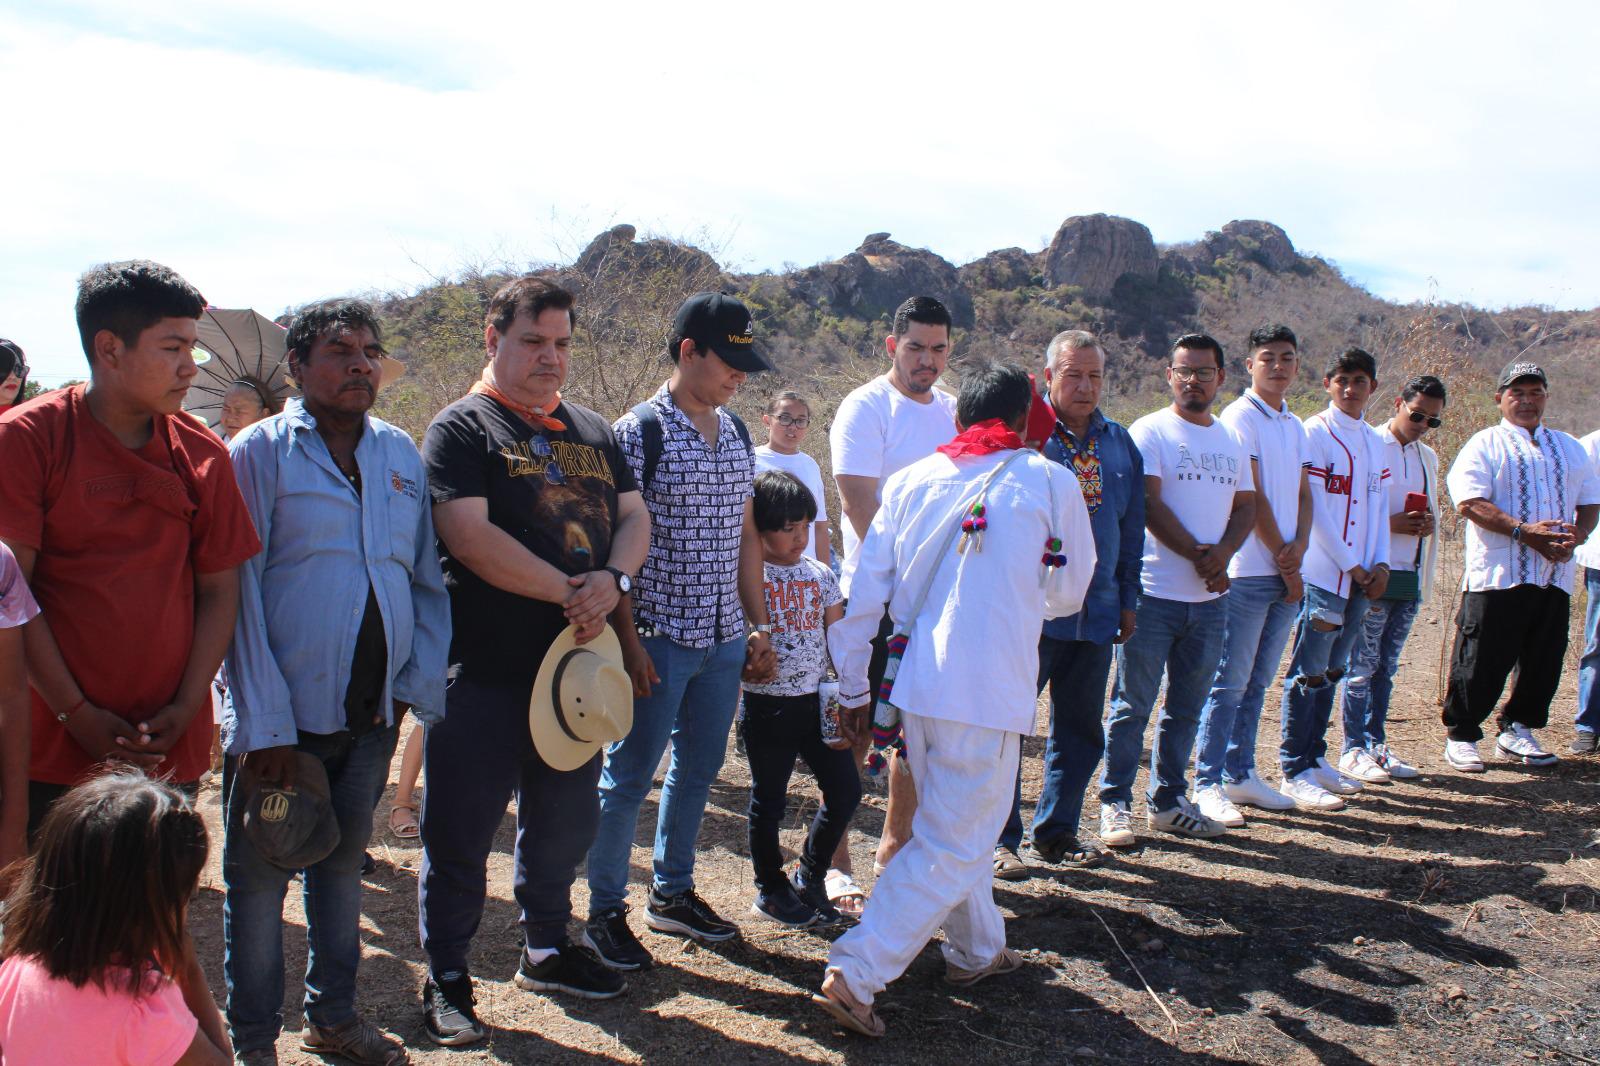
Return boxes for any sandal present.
[387,801,420,840]
[811,971,885,1038]
[992,845,1029,881]
[824,868,867,917]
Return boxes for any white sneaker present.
[1193,783,1246,828]
[1099,802,1137,848]
[1496,723,1558,766]
[1224,772,1296,811]
[1370,743,1420,779]
[1311,757,1364,794]
[1338,748,1391,784]
[1148,795,1227,838]
[1279,770,1347,811]
[1444,739,1485,773]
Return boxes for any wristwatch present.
[751,623,773,635]
[1511,523,1524,543]
[603,566,632,594]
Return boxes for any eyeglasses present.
[528,435,568,485]
[1406,409,1443,429]
[1169,365,1219,382]
[774,413,811,428]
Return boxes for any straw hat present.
[529,624,634,771]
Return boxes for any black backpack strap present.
[632,400,663,492]
[727,410,753,456]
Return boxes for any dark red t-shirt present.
[0,386,261,784]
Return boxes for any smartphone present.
[1404,492,1428,514]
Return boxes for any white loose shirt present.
[1302,405,1390,598]
[1573,430,1600,571]
[829,375,957,596]
[1379,426,1442,601]
[827,448,1096,736]
[754,445,830,561]
[1446,420,1600,594]
[1219,390,1308,579]
[1129,407,1253,603]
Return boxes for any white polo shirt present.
[1447,419,1600,594]
[1219,389,1309,579]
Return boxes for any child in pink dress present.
[0,770,232,1064]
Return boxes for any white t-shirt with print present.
[829,375,956,596]
[743,556,843,698]
[1130,406,1253,603]
[754,445,830,562]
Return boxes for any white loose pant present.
[827,712,1021,1005]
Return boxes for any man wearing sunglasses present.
[1337,375,1446,785]
[1442,361,1600,771]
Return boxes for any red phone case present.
[1404,492,1428,514]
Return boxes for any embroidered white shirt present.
[826,449,1095,736]
[1446,419,1600,594]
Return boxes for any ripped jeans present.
[1278,582,1369,779]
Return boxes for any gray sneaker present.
[234,1050,279,1066]
[301,1015,408,1065]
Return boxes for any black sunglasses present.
[1406,410,1442,429]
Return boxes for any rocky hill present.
[374,215,1600,440]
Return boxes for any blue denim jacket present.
[1041,409,1145,645]
[224,400,451,752]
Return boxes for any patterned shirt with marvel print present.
[424,392,635,688]
[613,383,755,649]
[744,557,842,698]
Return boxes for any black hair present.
[956,360,1032,429]
[753,470,818,531]
[1171,332,1225,369]
[1,770,208,994]
[0,338,27,386]
[766,390,810,415]
[1247,323,1298,351]
[286,298,386,362]
[892,295,953,338]
[74,260,205,365]
[1324,346,1378,381]
[1401,374,1447,404]
[487,275,576,337]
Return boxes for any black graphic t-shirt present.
[423,393,636,688]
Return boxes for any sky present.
[4,0,1599,384]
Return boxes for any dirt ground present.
[189,603,1600,1065]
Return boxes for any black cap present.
[672,292,773,373]
[1497,360,1548,391]
[240,752,341,869]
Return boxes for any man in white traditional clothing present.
[1441,360,1600,771]
[811,361,1095,1038]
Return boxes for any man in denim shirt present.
[995,331,1143,874]
[224,299,450,1065]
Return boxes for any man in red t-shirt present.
[0,260,261,835]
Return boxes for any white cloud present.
[5,0,1599,382]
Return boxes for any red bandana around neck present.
[937,418,1024,458]
[469,367,566,432]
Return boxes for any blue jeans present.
[587,635,745,914]
[1279,583,1367,778]
[1100,593,1228,810]
[1194,575,1301,787]
[418,678,602,975]
[1341,596,1421,751]
[222,724,400,1054]
[1578,567,1600,734]
[1000,637,1115,851]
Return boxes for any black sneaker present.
[582,907,654,971]
[422,971,487,1046]
[791,868,845,925]
[514,942,627,1000]
[751,887,820,927]
[645,887,739,942]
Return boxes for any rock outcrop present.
[958,247,1040,293]
[787,234,973,326]
[1202,220,1300,272]
[1042,214,1160,303]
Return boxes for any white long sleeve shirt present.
[1447,419,1600,594]
[1302,405,1390,597]
[827,448,1096,736]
